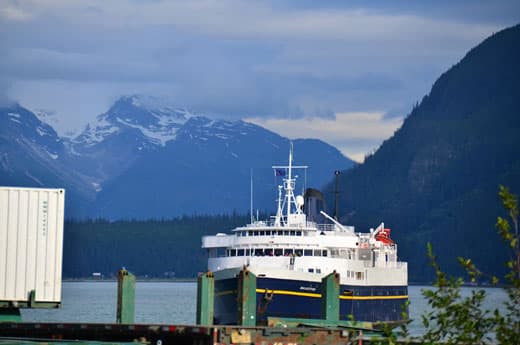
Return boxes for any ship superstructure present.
[202,145,408,324]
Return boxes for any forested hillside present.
[62,215,252,278]
[329,24,520,281]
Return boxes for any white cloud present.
[245,112,404,163]
[0,4,33,21]
[1,1,517,157]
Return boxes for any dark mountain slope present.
[331,24,520,282]
[93,116,352,219]
[0,104,95,215]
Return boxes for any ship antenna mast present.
[250,168,254,223]
[334,170,341,220]
[274,185,283,226]
[287,142,294,220]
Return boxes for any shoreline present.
[63,278,197,283]
[62,279,504,288]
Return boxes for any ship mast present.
[286,142,294,220]
[273,143,308,226]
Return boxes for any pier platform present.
[0,321,395,345]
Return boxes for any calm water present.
[21,282,507,335]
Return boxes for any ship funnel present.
[304,188,327,223]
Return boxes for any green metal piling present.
[116,268,135,324]
[237,267,257,326]
[196,271,214,325]
[321,271,340,322]
[0,308,21,322]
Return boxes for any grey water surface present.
[21,282,507,336]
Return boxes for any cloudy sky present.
[1,1,519,161]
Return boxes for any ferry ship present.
[202,145,408,325]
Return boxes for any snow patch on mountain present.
[8,112,22,124]
[91,182,102,192]
[36,126,52,137]
[116,116,178,146]
[73,95,196,147]
[25,170,43,185]
[76,119,121,147]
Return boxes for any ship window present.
[313,249,322,256]
[274,249,283,256]
[308,268,314,273]
[290,231,295,236]
[237,249,244,256]
[296,231,302,236]
[284,249,293,255]
[230,249,236,257]
[254,248,265,256]
[316,269,321,274]
[295,249,303,256]
[284,231,289,236]
[356,272,363,280]
[266,249,273,256]
[304,249,313,256]
[245,249,251,256]
[253,231,259,236]
[260,231,265,236]
[322,250,328,257]
[266,231,271,236]
[277,230,283,236]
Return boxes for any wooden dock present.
[0,321,405,345]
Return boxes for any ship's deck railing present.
[316,223,338,232]
[237,222,341,233]
[241,220,319,229]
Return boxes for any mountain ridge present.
[331,24,520,281]
[1,96,355,219]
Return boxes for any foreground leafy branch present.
[494,186,520,344]
[419,186,520,344]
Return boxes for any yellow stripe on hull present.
[256,288,408,301]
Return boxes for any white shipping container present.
[0,187,65,305]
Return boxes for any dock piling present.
[321,271,340,322]
[0,308,21,322]
[237,267,257,326]
[116,268,135,324]
[196,271,214,325]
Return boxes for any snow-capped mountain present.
[74,95,191,148]
[0,104,96,215]
[1,96,355,219]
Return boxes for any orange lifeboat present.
[375,228,394,245]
